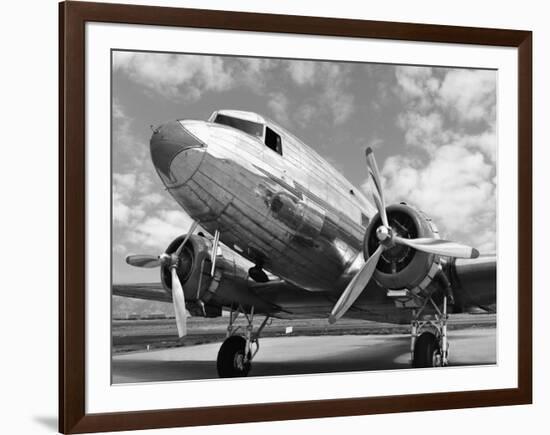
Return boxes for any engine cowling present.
[363,203,442,294]
[160,234,212,303]
[159,234,276,316]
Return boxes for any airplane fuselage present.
[150,110,376,293]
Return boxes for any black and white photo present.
[111,51,497,382]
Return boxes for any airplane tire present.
[412,332,441,368]
[217,336,251,378]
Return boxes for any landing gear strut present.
[410,295,449,368]
[216,305,270,378]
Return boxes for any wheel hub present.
[367,208,419,274]
[233,352,245,371]
[432,350,443,367]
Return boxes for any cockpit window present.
[214,114,264,138]
[265,127,282,155]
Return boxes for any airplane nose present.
[150,121,205,182]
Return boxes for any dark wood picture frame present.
[59,1,532,433]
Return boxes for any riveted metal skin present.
[154,114,376,294]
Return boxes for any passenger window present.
[265,127,282,155]
[361,213,369,227]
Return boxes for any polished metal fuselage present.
[159,117,376,294]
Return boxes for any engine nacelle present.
[363,203,442,295]
[159,234,276,316]
[160,234,213,305]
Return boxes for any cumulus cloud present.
[370,66,497,252]
[112,98,150,172]
[113,51,235,101]
[287,61,316,85]
[112,165,190,247]
[114,51,356,127]
[267,92,290,125]
[380,146,496,251]
[287,61,355,126]
[397,112,449,152]
[296,103,316,126]
[112,173,151,227]
[395,66,440,109]
[327,86,354,125]
[438,69,496,123]
[113,173,136,191]
[113,192,143,226]
[141,192,164,206]
[395,67,496,137]
[113,52,284,103]
[111,101,194,253]
[129,210,195,250]
[236,58,280,92]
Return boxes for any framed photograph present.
[59,1,532,433]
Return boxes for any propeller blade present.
[170,267,188,337]
[210,229,220,277]
[174,220,200,257]
[371,192,384,219]
[329,244,385,324]
[125,255,160,268]
[366,148,389,228]
[394,236,480,259]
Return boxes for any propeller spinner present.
[329,148,479,324]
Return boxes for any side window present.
[265,127,282,155]
[361,213,369,228]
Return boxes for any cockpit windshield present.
[214,114,264,138]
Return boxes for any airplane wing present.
[111,279,309,315]
[111,277,345,320]
[112,283,172,303]
[112,252,497,320]
[451,253,497,312]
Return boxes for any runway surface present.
[112,327,496,383]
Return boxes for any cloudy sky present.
[112,50,497,289]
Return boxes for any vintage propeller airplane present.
[114,110,496,377]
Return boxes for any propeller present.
[125,254,161,268]
[328,245,384,324]
[329,148,479,324]
[393,236,478,259]
[170,265,187,337]
[125,221,199,337]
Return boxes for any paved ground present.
[112,327,496,383]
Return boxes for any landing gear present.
[217,336,251,377]
[216,305,270,378]
[410,295,449,368]
[413,332,442,368]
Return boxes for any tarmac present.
[112,327,496,383]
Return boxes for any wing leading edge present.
[112,283,172,303]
